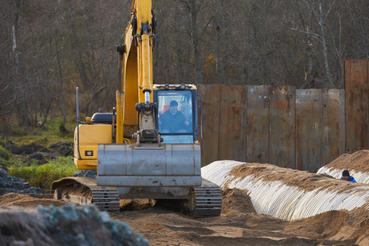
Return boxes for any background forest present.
[1,0,368,131]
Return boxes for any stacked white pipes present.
[317,150,369,184]
[202,160,369,221]
[317,167,369,184]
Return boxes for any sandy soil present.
[3,149,369,245]
[227,162,362,194]
[323,150,369,172]
[0,188,365,246]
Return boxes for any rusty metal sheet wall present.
[269,86,296,169]
[321,89,346,166]
[218,85,248,161]
[197,84,221,166]
[199,84,346,172]
[296,90,322,171]
[295,89,345,172]
[345,60,369,153]
[246,86,271,163]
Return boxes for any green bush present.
[0,145,11,160]
[8,156,78,189]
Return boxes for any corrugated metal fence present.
[198,59,369,171]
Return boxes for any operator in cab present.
[160,100,189,133]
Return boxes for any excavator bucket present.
[96,143,202,187]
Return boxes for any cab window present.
[157,90,194,143]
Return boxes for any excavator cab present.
[154,84,198,144]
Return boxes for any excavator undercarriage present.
[52,177,222,217]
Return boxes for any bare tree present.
[54,0,67,127]
[1,0,369,134]
[177,0,207,85]
[7,0,29,125]
[344,0,369,58]
[291,0,337,88]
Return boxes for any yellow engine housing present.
[74,124,112,169]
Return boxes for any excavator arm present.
[116,0,157,142]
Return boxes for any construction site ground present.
[0,187,367,245]
[2,151,369,245]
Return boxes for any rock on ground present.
[0,204,149,246]
[0,168,51,195]
[73,170,97,178]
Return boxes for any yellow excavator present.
[52,0,222,217]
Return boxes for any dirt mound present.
[349,219,369,245]
[0,168,51,195]
[6,142,49,155]
[324,150,369,172]
[284,210,348,238]
[120,199,153,211]
[221,188,256,216]
[49,141,73,156]
[0,193,65,207]
[282,206,369,244]
[29,151,58,164]
[5,141,73,161]
[227,162,357,193]
[0,204,149,246]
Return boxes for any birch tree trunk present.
[54,0,67,127]
[319,1,334,88]
[8,0,29,126]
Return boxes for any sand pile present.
[317,150,369,183]
[0,204,148,246]
[202,160,369,220]
[323,150,369,172]
[221,188,256,216]
[0,193,65,207]
[112,186,369,246]
[219,161,361,194]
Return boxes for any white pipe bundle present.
[317,167,369,184]
[202,160,369,221]
[316,150,369,184]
